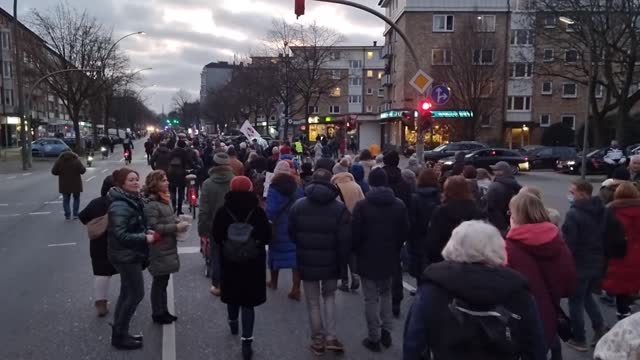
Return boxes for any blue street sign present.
[431,85,451,106]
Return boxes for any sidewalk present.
[0,147,54,175]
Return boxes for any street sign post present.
[409,69,434,94]
[431,85,450,106]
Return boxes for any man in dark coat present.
[150,142,172,173]
[167,141,193,215]
[51,151,86,220]
[562,179,608,349]
[352,168,409,352]
[288,169,351,355]
[144,138,155,164]
[487,161,522,233]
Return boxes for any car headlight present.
[87,156,94,161]
[567,161,576,165]
[443,161,453,165]
[100,147,107,151]
[519,162,530,170]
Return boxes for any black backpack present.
[223,209,260,263]
[433,298,523,360]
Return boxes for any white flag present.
[240,120,262,140]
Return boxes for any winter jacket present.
[506,222,576,345]
[78,184,117,276]
[487,175,522,232]
[266,174,304,270]
[289,181,351,281]
[602,199,640,295]
[144,194,180,277]
[350,164,370,194]
[426,200,485,264]
[352,187,409,280]
[107,188,149,265]
[150,145,172,173]
[213,191,271,307]
[408,186,441,278]
[197,166,234,237]
[403,261,546,360]
[245,157,268,175]
[561,196,607,275]
[229,156,244,176]
[331,172,365,213]
[359,159,376,180]
[51,151,86,194]
[167,147,193,185]
[266,155,279,173]
[382,165,412,207]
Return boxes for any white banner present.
[239,120,262,140]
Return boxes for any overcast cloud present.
[1,0,385,114]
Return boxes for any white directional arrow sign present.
[431,85,451,106]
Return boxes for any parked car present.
[438,148,530,174]
[525,146,578,170]
[31,138,70,158]
[556,148,607,174]
[423,141,489,165]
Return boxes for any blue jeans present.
[568,272,604,342]
[62,193,80,218]
[228,305,255,339]
[112,263,145,334]
[210,242,221,288]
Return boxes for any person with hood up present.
[599,167,631,205]
[561,179,608,351]
[52,150,87,220]
[198,153,234,297]
[331,169,365,292]
[506,192,576,359]
[407,169,440,280]
[601,183,640,321]
[288,169,351,355]
[405,154,421,176]
[299,162,314,188]
[266,161,305,300]
[426,176,485,265]
[213,176,271,360]
[315,157,335,173]
[227,147,245,176]
[487,161,522,233]
[151,142,172,173]
[332,156,352,175]
[403,220,547,360]
[350,163,370,194]
[78,176,119,317]
[352,168,409,352]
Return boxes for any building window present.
[543,14,556,28]
[565,49,578,63]
[508,96,532,111]
[366,88,373,95]
[367,51,374,60]
[4,89,13,106]
[366,105,373,112]
[378,88,385,97]
[329,105,341,114]
[475,15,496,32]
[330,87,342,97]
[480,114,492,127]
[349,77,363,86]
[349,60,362,68]
[1,32,10,49]
[348,95,362,104]
[540,114,551,127]
[366,70,374,78]
[433,15,455,32]
[330,70,341,79]
[562,82,578,98]
[378,71,384,79]
[510,30,533,46]
[308,106,319,114]
[514,0,531,11]
[541,80,553,95]
[472,49,495,65]
[432,49,452,65]
[3,61,12,79]
[543,48,554,62]
[511,63,533,78]
[330,51,340,60]
[561,114,576,129]
[595,84,604,98]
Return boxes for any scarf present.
[158,191,171,205]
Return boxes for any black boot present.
[165,312,178,322]
[242,338,253,360]
[111,326,143,350]
[152,313,174,325]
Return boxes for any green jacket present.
[144,194,180,276]
[198,166,234,237]
[107,188,149,265]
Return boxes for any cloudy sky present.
[2,0,384,114]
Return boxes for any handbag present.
[87,214,108,240]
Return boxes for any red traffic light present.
[419,100,432,112]
[295,0,305,18]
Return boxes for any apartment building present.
[199,61,238,104]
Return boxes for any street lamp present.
[559,16,576,25]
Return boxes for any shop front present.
[307,115,346,142]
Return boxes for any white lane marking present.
[86,176,96,182]
[162,276,177,360]
[177,246,200,254]
[7,176,16,179]
[29,211,51,215]
[44,201,62,204]
[101,168,109,173]
[22,173,31,176]
[0,203,8,206]
[0,213,21,217]
[402,281,417,292]
[48,242,77,247]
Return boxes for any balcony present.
[382,44,392,59]
[381,74,392,87]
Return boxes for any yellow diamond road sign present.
[410,69,434,94]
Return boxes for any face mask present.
[567,194,575,204]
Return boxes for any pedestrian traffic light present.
[417,100,433,129]
[295,0,305,18]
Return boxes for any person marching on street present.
[212,176,271,360]
[289,168,351,355]
[487,161,522,234]
[52,150,86,220]
[150,142,172,173]
[144,138,155,164]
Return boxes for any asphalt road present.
[0,148,619,360]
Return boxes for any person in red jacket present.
[506,192,576,360]
[602,182,640,321]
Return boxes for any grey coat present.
[144,194,180,276]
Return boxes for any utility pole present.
[13,0,28,170]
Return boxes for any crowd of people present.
[47,129,640,360]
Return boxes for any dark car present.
[438,148,530,174]
[526,146,577,170]
[556,148,607,174]
[423,141,488,165]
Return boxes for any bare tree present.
[430,16,505,141]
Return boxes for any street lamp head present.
[138,31,147,36]
[559,16,576,25]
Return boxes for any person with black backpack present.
[212,176,271,360]
[403,220,547,360]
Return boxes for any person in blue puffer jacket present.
[266,161,304,300]
[350,163,370,194]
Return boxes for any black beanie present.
[369,168,388,187]
[383,150,400,167]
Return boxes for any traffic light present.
[417,99,433,129]
[295,0,305,18]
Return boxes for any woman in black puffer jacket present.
[107,168,157,350]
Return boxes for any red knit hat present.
[230,176,253,192]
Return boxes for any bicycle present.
[185,170,198,220]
